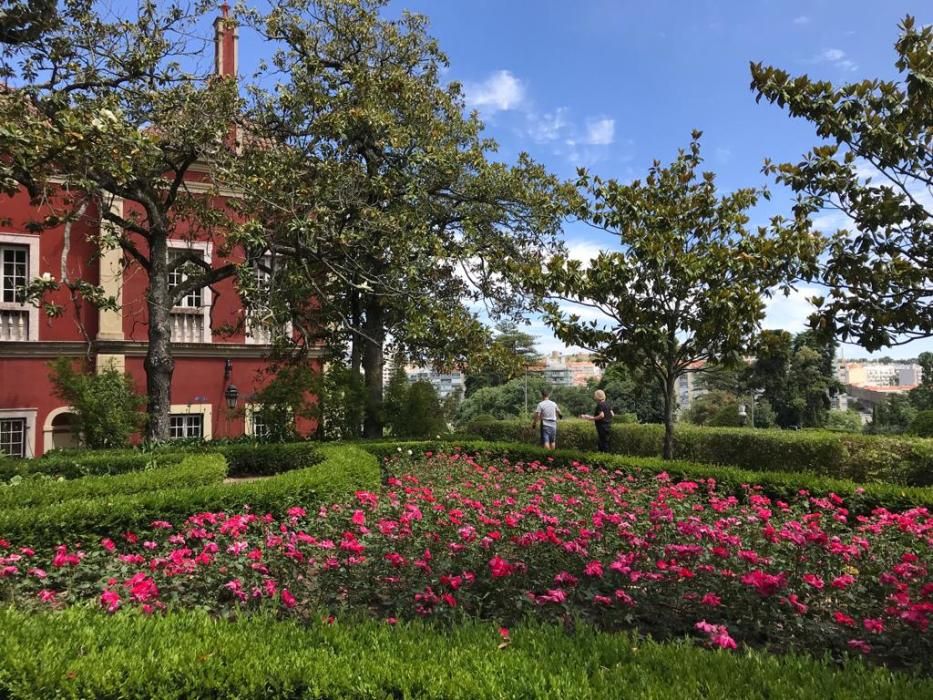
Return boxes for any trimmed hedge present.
[0,445,380,547]
[0,450,186,482]
[364,439,933,514]
[0,457,227,509]
[463,419,933,486]
[214,441,321,477]
[1,441,324,483]
[0,608,927,699]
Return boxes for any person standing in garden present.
[581,389,613,452]
[532,389,562,450]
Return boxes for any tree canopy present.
[0,0,250,440]
[463,322,541,396]
[227,0,569,437]
[542,133,821,458]
[751,16,933,351]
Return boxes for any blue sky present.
[238,1,931,361]
[388,0,932,361]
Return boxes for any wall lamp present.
[224,384,240,410]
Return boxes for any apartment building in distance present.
[405,367,466,400]
[676,362,708,414]
[530,352,603,387]
[836,361,922,388]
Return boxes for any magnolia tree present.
[0,0,256,440]
[542,133,821,459]
[751,17,933,351]
[226,0,569,437]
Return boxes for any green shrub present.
[248,363,319,442]
[0,458,227,509]
[0,451,185,482]
[214,441,320,477]
[398,381,447,437]
[462,419,933,486]
[0,441,322,483]
[909,410,933,438]
[49,358,145,449]
[0,608,927,699]
[0,445,379,547]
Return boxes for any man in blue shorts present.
[531,389,562,450]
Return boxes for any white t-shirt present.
[536,399,559,424]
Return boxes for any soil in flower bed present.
[1,450,931,673]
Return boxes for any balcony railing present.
[0,308,28,341]
[170,308,206,343]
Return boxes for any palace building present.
[0,8,319,457]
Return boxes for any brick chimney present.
[214,3,238,78]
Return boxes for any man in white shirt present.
[531,389,562,450]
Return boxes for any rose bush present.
[1,451,931,671]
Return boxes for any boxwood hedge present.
[0,608,927,699]
[0,450,186,481]
[0,444,380,547]
[0,457,227,509]
[1,441,324,483]
[463,419,933,486]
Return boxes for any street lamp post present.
[738,395,756,428]
[524,370,528,416]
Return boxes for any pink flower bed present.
[2,451,931,668]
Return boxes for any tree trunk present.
[662,372,676,460]
[349,290,361,377]
[144,234,175,442]
[361,299,385,438]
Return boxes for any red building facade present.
[0,10,319,457]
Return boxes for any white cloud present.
[583,117,615,146]
[566,240,605,265]
[814,48,858,71]
[762,286,821,334]
[793,16,810,25]
[526,108,569,143]
[810,210,849,234]
[464,70,525,113]
[715,146,732,163]
[820,48,846,62]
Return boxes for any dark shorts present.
[541,422,557,444]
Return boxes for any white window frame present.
[167,241,212,343]
[0,233,40,341]
[244,254,291,345]
[244,402,269,438]
[168,403,213,440]
[0,408,37,458]
[169,413,204,440]
[245,402,293,438]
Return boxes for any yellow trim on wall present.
[169,403,213,440]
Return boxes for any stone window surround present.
[167,240,212,344]
[0,232,40,341]
[0,407,37,458]
[169,402,213,440]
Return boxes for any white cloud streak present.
[583,117,615,145]
[464,70,525,113]
[814,48,858,71]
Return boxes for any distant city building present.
[676,360,707,414]
[843,383,914,411]
[836,361,922,388]
[529,352,603,387]
[404,366,465,400]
